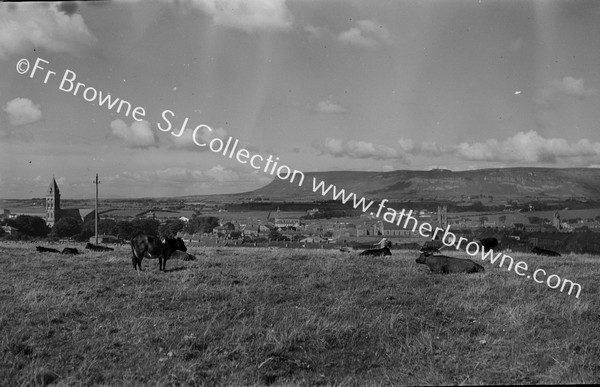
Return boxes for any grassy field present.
[1,243,599,386]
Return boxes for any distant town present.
[2,177,600,254]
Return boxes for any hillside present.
[245,167,600,202]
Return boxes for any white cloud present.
[110,119,157,149]
[338,19,392,47]
[3,97,42,126]
[315,99,346,114]
[454,131,600,164]
[317,137,406,161]
[399,131,600,165]
[554,76,598,99]
[187,0,293,32]
[0,3,97,61]
[538,76,598,108]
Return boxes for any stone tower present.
[46,177,61,227]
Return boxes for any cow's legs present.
[159,257,163,271]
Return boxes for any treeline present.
[0,215,221,241]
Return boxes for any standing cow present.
[130,234,187,271]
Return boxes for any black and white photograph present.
[1,0,599,385]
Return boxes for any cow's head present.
[174,237,187,252]
[416,252,431,263]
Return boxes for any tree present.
[116,220,134,240]
[184,216,220,234]
[159,219,184,237]
[268,229,283,241]
[131,218,160,237]
[98,219,117,235]
[8,215,50,237]
[50,217,82,238]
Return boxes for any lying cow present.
[36,246,60,253]
[85,242,114,252]
[130,234,187,271]
[170,250,196,261]
[416,252,484,274]
[61,247,79,255]
[420,246,441,254]
[360,246,392,257]
[531,246,561,257]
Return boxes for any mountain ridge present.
[241,167,600,202]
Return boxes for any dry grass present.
[0,242,599,385]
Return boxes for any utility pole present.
[94,173,100,244]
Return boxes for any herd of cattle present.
[33,235,562,273]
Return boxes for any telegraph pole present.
[94,173,100,244]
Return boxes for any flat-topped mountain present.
[244,167,600,202]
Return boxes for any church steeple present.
[46,177,61,227]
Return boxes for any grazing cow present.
[36,246,60,253]
[61,247,79,255]
[85,242,114,252]
[416,252,484,274]
[531,246,561,257]
[479,237,499,252]
[130,234,187,271]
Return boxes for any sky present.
[1,0,600,199]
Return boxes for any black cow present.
[416,252,484,274]
[360,246,392,257]
[61,247,79,255]
[85,242,114,252]
[531,246,561,257]
[130,234,187,271]
[36,246,60,253]
[479,237,499,252]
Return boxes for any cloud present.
[554,76,598,99]
[110,119,157,149]
[538,76,598,108]
[397,138,446,157]
[315,99,346,114]
[187,0,293,32]
[317,137,406,161]
[0,3,97,61]
[338,19,392,47]
[399,131,600,165]
[453,131,600,164]
[3,98,42,126]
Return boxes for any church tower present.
[46,177,61,227]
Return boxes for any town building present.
[45,177,95,227]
